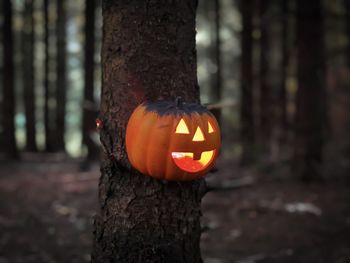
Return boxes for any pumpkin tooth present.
[193,152,201,160]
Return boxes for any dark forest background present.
[1,0,350,262]
[1,0,350,180]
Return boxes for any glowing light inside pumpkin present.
[171,150,215,172]
[175,118,190,134]
[192,127,205,141]
[208,121,214,133]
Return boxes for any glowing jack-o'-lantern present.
[125,98,221,181]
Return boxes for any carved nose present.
[192,127,205,141]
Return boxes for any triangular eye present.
[175,118,190,134]
[208,121,214,133]
[192,127,205,141]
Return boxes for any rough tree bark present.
[55,0,67,151]
[295,0,326,180]
[23,0,37,152]
[92,1,203,262]
[1,0,18,158]
[240,0,255,164]
[82,0,98,160]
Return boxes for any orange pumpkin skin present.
[125,100,221,181]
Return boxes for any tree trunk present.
[82,0,98,160]
[294,0,325,180]
[55,0,67,152]
[0,0,3,150]
[342,0,350,163]
[279,0,289,144]
[43,0,54,152]
[346,0,350,67]
[258,0,286,161]
[22,0,37,152]
[210,0,222,124]
[240,0,255,164]
[1,0,18,158]
[258,0,271,145]
[92,1,203,262]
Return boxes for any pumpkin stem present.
[175,97,183,108]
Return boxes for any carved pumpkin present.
[125,98,221,181]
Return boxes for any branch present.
[205,100,236,110]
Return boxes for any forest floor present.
[0,156,349,263]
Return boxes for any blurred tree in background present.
[294,0,326,181]
[1,0,18,159]
[55,0,67,152]
[239,0,254,165]
[82,0,98,162]
[43,0,51,152]
[22,0,37,152]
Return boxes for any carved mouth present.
[171,150,215,172]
